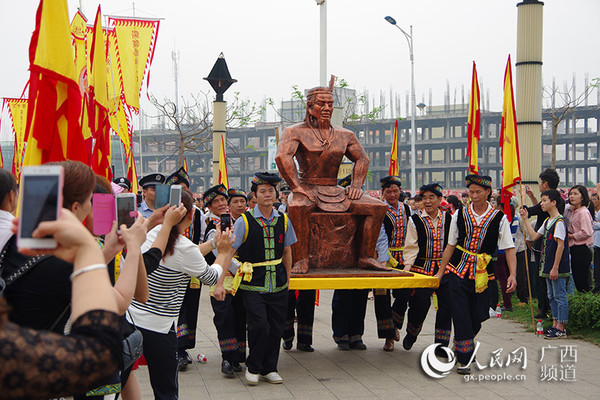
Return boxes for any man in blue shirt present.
[231,172,297,386]
[138,173,165,218]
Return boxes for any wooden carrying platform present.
[288,269,440,290]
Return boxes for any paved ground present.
[134,290,600,399]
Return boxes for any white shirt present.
[128,225,223,334]
[537,216,566,241]
[448,203,515,251]
[0,210,15,251]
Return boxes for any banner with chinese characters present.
[109,17,160,113]
[5,98,28,180]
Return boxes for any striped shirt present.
[128,225,223,334]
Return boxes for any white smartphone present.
[170,184,182,207]
[17,165,64,249]
[115,193,137,234]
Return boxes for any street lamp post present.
[385,16,416,195]
[204,53,237,185]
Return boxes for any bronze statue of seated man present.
[275,86,387,274]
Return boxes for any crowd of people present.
[1,160,599,399]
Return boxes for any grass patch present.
[499,293,600,346]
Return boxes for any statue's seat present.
[298,212,364,269]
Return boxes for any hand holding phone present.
[17,165,63,249]
[116,193,138,234]
[170,185,182,207]
[220,213,231,231]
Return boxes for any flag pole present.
[519,180,537,332]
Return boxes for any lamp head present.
[384,16,396,25]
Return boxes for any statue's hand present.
[293,186,315,202]
[345,186,363,200]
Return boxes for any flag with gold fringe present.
[88,6,112,180]
[23,0,87,167]
[2,98,29,180]
[218,136,229,189]
[108,16,160,113]
[467,61,481,175]
[499,55,521,222]
[388,119,399,176]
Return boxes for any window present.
[431,126,444,139]
[588,143,598,159]
[575,144,585,161]
[431,149,444,164]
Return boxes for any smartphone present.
[115,193,137,234]
[220,213,231,231]
[154,184,170,209]
[170,185,182,207]
[92,193,116,236]
[17,165,63,249]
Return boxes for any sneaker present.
[457,363,472,375]
[544,329,567,340]
[259,372,283,384]
[543,326,557,335]
[297,343,314,352]
[535,311,548,319]
[282,340,293,351]
[245,370,259,386]
[501,306,513,312]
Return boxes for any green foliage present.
[567,291,600,331]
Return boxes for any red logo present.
[278,234,283,243]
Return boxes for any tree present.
[149,91,262,169]
[544,77,599,170]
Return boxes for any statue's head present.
[305,87,334,125]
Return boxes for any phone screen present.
[20,175,60,238]
[220,213,231,231]
[116,196,136,230]
[170,186,182,207]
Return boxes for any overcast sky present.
[1,0,599,139]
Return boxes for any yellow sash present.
[231,258,283,296]
[456,245,492,293]
[386,247,404,269]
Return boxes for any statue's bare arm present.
[345,135,369,199]
[276,130,314,201]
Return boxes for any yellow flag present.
[388,119,399,176]
[5,99,28,180]
[109,17,160,112]
[23,0,87,167]
[218,136,229,189]
[467,61,481,175]
[499,55,521,221]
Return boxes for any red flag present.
[88,6,112,180]
[467,61,481,175]
[499,55,521,221]
[23,0,88,167]
[388,119,399,176]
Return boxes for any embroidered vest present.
[383,203,411,264]
[236,209,287,293]
[412,210,452,276]
[448,206,503,280]
[203,215,220,265]
[540,216,571,278]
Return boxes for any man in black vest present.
[400,183,452,351]
[231,172,297,385]
[374,175,412,351]
[437,175,516,374]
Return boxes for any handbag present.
[122,312,143,370]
